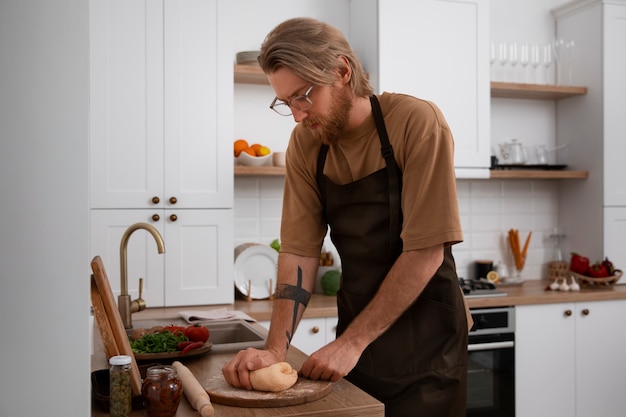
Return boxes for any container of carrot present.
[507,228,531,283]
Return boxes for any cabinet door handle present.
[169,196,177,204]
[151,214,160,222]
[564,309,572,317]
[170,214,178,222]
[152,196,160,204]
[581,308,590,316]
[311,326,319,334]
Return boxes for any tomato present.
[162,325,186,337]
[184,324,209,343]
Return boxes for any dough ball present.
[249,362,298,392]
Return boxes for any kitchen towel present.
[179,308,256,324]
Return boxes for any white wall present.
[0,1,91,415]
[233,0,575,282]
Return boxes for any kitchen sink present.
[127,318,266,352]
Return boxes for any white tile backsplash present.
[234,177,561,282]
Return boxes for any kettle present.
[498,139,526,165]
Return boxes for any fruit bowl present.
[236,151,272,167]
[570,269,623,288]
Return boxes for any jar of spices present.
[142,365,183,417]
[109,355,132,417]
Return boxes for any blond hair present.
[258,18,373,97]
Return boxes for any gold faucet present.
[119,222,165,329]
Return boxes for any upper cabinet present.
[90,0,233,210]
[349,0,490,178]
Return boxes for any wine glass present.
[564,40,575,85]
[530,44,541,84]
[498,42,508,82]
[519,43,530,83]
[509,42,519,82]
[543,44,553,85]
[553,38,565,85]
[490,40,497,81]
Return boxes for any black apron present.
[316,95,468,417]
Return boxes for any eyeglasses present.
[269,84,314,116]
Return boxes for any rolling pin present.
[172,361,215,417]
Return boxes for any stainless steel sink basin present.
[128,318,266,352]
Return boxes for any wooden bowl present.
[570,269,623,288]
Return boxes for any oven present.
[467,306,515,417]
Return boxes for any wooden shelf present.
[491,82,588,100]
[234,165,588,180]
[489,169,588,179]
[234,165,285,176]
[234,64,267,85]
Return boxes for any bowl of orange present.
[234,139,272,167]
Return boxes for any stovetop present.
[459,277,508,299]
[463,288,508,299]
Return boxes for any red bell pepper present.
[181,341,204,355]
[570,253,590,275]
[588,262,609,277]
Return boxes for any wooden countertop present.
[91,323,383,417]
[131,280,626,323]
[465,280,626,308]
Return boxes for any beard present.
[302,86,352,145]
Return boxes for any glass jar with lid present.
[141,365,183,417]
[109,355,132,417]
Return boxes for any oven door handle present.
[468,341,514,352]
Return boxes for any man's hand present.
[299,336,363,382]
[222,348,282,390]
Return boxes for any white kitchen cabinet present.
[90,0,233,210]
[89,0,234,306]
[349,0,490,178]
[553,0,626,268]
[291,317,327,356]
[258,317,338,356]
[516,300,626,417]
[91,209,233,307]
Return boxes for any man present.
[223,17,469,416]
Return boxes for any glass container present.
[142,365,183,417]
[109,355,132,417]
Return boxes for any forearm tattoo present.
[275,266,311,351]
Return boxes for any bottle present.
[142,365,183,417]
[109,355,132,417]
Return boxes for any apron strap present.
[369,95,403,256]
[316,144,329,217]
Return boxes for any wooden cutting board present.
[91,255,143,396]
[204,374,332,408]
[90,275,120,359]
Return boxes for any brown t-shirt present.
[280,92,463,258]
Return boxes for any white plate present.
[234,245,278,299]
